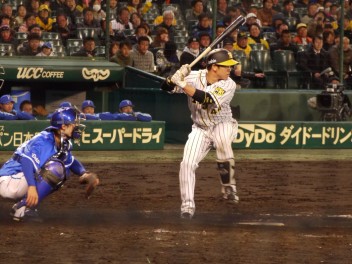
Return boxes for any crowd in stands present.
[1,0,352,89]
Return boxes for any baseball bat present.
[189,15,246,68]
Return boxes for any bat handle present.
[189,47,212,68]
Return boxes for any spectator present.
[301,3,318,25]
[216,0,228,20]
[191,12,212,38]
[0,95,35,120]
[109,41,119,58]
[130,36,155,73]
[154,9,176,42]
[107,0,120,18]
[17,23,44,52]
[271,13,287,32]
[1,3,19,30]
[266,22,289,45]
[295,0,309,8]
[329,36,352,89]
[126,0,152,16]
[51,12,76,47]
[110,40,132,66]
[199,31,211,51]
[72,36,96,57]
[18,13,36,33]
[76,7,101,28]
[322,30,335,51]
[111,7,133,35]
[0,25,16,46]
[248,23,270,49]
[282,0,301,27]
[233,32,252,58]
[128,24,148,46]
[36,41,55,56]
[240,12,262,32]
[257,0,278,27]
[180,36,202,70]
[270,29,298,58]
[26,0,40,16]
[150,26,169,50]
[35,4,54,31]
[18,33,42,56]
[186,0,205,21]
[91,0,106,22]
[335,16,352,43]
[64,0,83,24]
[156,40,181,77]
[51,0,66,14]
[118,99,152,122]
[307,10,326,38]
[297,35,334,89]
[130,12,143,29]
[292,23,312,45]
[15,5,27,27]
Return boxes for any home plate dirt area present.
[1,149,352,264]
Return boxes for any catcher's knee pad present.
[217,158,236,186]
[39,159,66,190]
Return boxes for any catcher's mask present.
[47,106,86,144]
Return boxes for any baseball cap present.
[296,23,307,30]
[206,48,238,66]
[39,4,51,12]
[43,42,52,49]
[188,36,199,44]
[223,37,234,46]
[246,13,257,19]
[59,101,72,108]
[0,95,15,104]
[237,32,248,40]
[82,100,95,109]
[0,25,10,32]
[119,99,134,109]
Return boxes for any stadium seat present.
[249,43,265,51]
[76,27,101,40]
[42,32,60,40]
[0,44,15,56]
[66,38,83,47]
[67,46,81,56]
[14,32,27,43]
[250,49,276,88]
[95,45,106,57]
[272,50,300,89]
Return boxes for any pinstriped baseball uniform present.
[173,69,238,216]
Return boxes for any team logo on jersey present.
[214,87,225,96]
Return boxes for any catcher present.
[0,106,99,222]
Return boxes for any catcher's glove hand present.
[79,172,99,199]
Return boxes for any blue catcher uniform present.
[0,106,87,221]
[118,99,152,122]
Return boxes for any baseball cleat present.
[180,211,193,220]
[223,186,239,203]
[11,203,42,222]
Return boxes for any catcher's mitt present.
[79,172,99,199]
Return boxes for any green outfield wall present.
[0,121,350,150]
[0,121,165,151]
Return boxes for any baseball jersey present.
[174,69,236,128]
[0,130,76,185]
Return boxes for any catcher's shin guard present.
[217,158,236,186]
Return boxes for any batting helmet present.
[119,100,134,109]
[206,48,238,66]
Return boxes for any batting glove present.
[179,64,191,77]
[171,69,187,88]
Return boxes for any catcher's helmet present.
[50,107,79,129]
[119,99,134,109]
[206,48,238,66]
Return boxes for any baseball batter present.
[161,48,239,219]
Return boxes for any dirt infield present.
[1,148,352,264]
